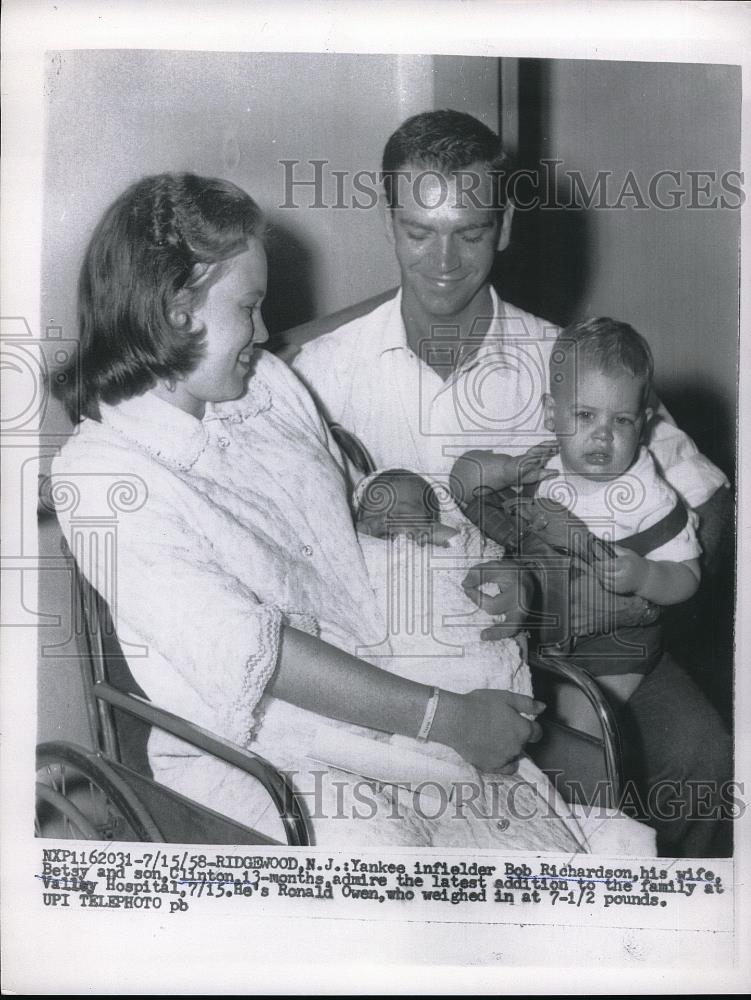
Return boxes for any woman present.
[51,173,650,851]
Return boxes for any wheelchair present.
[36,528,622,847]
[36,532,311,846]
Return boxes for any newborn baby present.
[354,468,532,698]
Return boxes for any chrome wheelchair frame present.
[36,532,311,846]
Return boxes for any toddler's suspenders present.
[616,498,689,557]
[465,480,689,563]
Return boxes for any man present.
[290,110,732,856]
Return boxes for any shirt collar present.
[377,289,408,355]
[378,286,503,360]
[97,372,273,472]
[546,450,650,498]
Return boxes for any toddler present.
[456,317,701,724]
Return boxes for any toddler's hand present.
[509,440,560,488]
[451,443,558,506]
[477,442,559,491]
[595,546,649,595]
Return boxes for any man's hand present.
[594,546,649,595]
[461,559,533,637]
[564,562,659,637]
[694,485,733,578]
[433,689,545,774]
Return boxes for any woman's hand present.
[273,629,543,775]
[462,559,533,637]
[432,688,545,773]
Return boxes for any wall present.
[498,57,739,720]
[505,59,740,477]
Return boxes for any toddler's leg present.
[554,672,644,738]
[597,672,643,708]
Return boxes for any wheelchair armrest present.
[329,423,376,477]
[91,681,310,846]
[527,649,624,807]
[57,535,310,846]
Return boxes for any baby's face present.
[545,367,651,480]
[357,474,437,538]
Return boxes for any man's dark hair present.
[381,109,511,209]
[53,172,264,423]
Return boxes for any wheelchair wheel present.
[36,742,163,842]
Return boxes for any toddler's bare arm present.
[450,442,559,502]
[596,549,700,605]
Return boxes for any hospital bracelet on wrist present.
[417,686,441,742]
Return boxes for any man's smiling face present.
[385,162,508,329]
